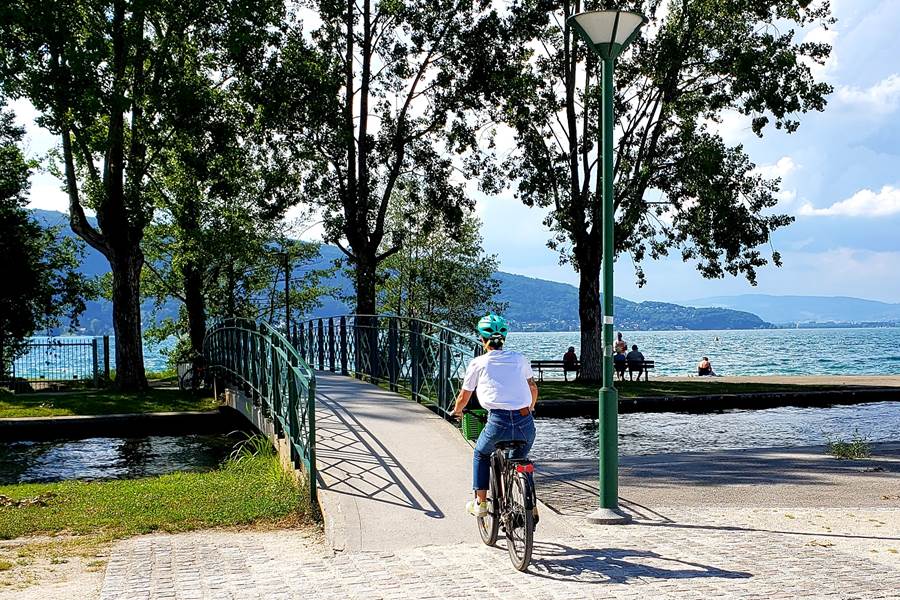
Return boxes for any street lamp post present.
[568,9,647,525]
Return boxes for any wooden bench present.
[619,359,655,382]
[530,360,579,382]
[531,359,656,382]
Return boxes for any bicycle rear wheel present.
[477,464,499,546]
[506,471,534,571]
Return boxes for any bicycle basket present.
[461,409,487,441]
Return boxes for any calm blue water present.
[17,328,900,378]
[504,328,900,377]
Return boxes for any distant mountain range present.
[35,209,898,333]
[688,294,900,325]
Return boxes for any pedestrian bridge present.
[203,316,573,551]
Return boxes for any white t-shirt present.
[461,349,534,410]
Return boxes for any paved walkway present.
[92,505,899,599]
[313,373,573,552]
[5,375,899,598]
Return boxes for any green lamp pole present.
[569,9,647,525]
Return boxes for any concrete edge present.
[538,386,900,417]
[0,408,245,441]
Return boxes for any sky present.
[13,0,900,304]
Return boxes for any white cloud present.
[27,173,70,213]
[798,185,900,217]
[836,73,900,113]
[754,156,797,180]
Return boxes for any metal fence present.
[1,336,111,393]
[293,315,481,417]
[204,318,317,500]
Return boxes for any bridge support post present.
[317,319,325,371]
[388,318,399,392]
[410,321,420,402]
[340,316,348,375]
[369,316,380,382]
[297,323,305,362]
[328,318,336,372]
[438,330,450,412]
[307,321,314,371]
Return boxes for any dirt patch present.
[0,535,110,600]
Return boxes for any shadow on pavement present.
[315,391,445,518]
[528,542,753,583]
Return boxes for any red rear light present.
[515,464,534,473]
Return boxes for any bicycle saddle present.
[495,440,526,450]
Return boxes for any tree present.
[497,0,833,380]
[0,0,283,390]
[377,185,504,331]
[0,107,92,378]
[263,1,512,319]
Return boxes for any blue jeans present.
[473,409,536,491]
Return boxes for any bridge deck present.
[313,373,573,552]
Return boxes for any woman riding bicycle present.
[451,314,538,517]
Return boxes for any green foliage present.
[0,388,218,418]
[229,433,276,464]
[0,108,94,373]
[377,183,505,330]
[0,453,306,540]
[0,0,286,390]
[827,433,872,460]
[263,1,511,314]
[499,0,833,284]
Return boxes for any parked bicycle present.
[466,411,537,571]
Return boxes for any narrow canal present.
[0,434,239,485]
[531,400,900,459]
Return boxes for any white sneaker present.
[466,498,488,517]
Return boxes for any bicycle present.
[465,411,537,571]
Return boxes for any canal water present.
[0,434,238,485]
[532,400,900,459]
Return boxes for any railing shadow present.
[315,389,445,518]
[527,541,753,583]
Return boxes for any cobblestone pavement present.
[97,506,900,599]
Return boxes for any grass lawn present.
[538,379,837,400]
[0,388,220,419]
[0,453,308,540]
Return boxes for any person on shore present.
[626,344,645,380]
[562,346,578,381]
[614,350,627,381]
[452,314,538,518]
[614,332,628,355]
[698,357,714,376]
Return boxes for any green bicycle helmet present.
[477,313,509,342]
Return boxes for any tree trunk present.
[577,254,603,383]
[183,264,207,373]
[354,251,377,316]
[110,249,148,391]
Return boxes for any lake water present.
[505,328,900,376]
[0,434,238,485]
[531,401,900,459]
[23,327,900,377]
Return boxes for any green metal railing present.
[204,318,316,499]
[293,315,481,417]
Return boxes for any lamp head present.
[568,9,647,60]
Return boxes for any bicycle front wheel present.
[477,465,499,546]
[506,472,534,571]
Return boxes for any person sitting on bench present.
[626,344,645,380]
[614,350,627,381]
[562,346,578,381]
